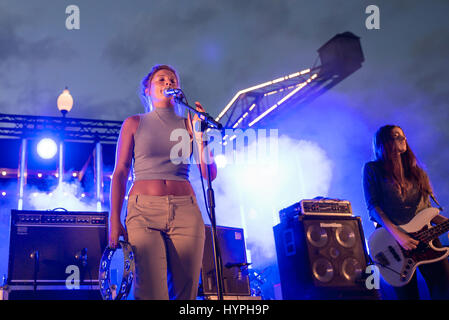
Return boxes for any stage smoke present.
[28,181,98,212]
[208,135,333,269]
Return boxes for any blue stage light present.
[37,138,58,160]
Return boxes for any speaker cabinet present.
[201,225,250,296]
[7,210,107,293]
[274,215,373,299]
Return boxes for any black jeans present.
[393,240,449,300]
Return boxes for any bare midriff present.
[128,179,195,196]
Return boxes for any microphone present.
[163,88,183,97]
[162,88,223,130]
[225,262,251,281]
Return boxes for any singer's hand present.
[187,101,217,181]
[109,219,128,249]
[189,102,207,141]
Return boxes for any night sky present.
[1,0,449,296]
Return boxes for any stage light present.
[216,68,311,120]
[1,171,6,176]
[248,77,313,127]
[214,154,227,169]
[1,192,6,196]
[37,173,43,178]
[72,172,78,177]
[37,138,58,160]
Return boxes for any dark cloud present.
[102,3,219,67]
[0,26,21,62]
[73,92,142,121]
[0,5,75,65]
[408,26,449,93]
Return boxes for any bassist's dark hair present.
[373,125,432,197]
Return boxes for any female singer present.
[108,64,217,299]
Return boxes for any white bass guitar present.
[368,207,449,287]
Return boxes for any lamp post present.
[95,140,103,212]
[17,139,27,210]
[56,87,73,186]
[57,87,73,117]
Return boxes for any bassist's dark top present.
[362,161,430,226]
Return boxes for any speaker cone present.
[312,258,334,283]
[306,225,328,248]
[341,257,363,282]
[335,225,356,248]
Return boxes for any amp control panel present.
[12,210,108,227]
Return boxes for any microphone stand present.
[173,95,225,300]
[30,250,39,292]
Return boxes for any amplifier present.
[279,199,352,222]
[201,225,251,296]
[273,215,375,299]
[8,210,108,289]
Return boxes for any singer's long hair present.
[373,125,432,197]
[139,64,185,116]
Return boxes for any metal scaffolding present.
[0,113,122,143]
[216,32,364,132]
[0,113,122,210]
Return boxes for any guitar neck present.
[419,219,449,242]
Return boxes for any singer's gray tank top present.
[132,107,191,181]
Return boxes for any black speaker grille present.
[274,216,373,299]
[8,210,108,286]
[302,218,367,287]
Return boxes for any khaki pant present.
[126,194,205,300]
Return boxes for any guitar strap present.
[430,193,444,211]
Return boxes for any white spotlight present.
[214,154,228,169]
[37,138,58,160]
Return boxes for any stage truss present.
[0,113,121,143]
[216,31,364,143]
[0,114,122,211]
